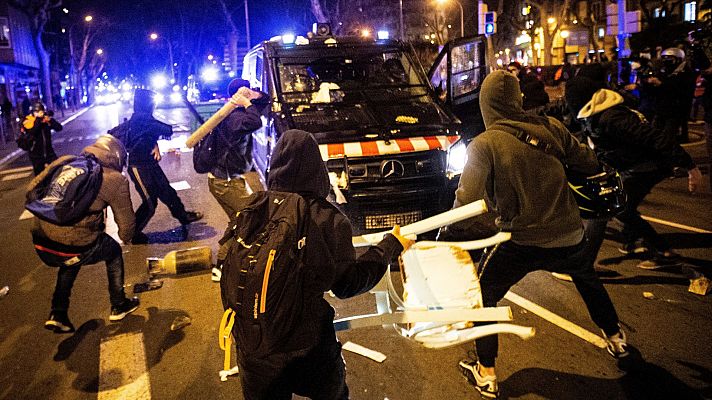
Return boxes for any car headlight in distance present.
[446,139,467,179]
[170,92,182,103]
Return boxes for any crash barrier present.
[339,202,535,348]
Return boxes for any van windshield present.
[278,50,432,105]
[275,48,455,135]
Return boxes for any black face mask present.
[661,58,680,75]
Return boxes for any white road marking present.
[641,215,712,234]
[1,171,32,181]
[59,106,92,126]
[170,181,191,191]
[19,210,34,220]
[0,166,33,175]
[504,291,608,349]
[0,149,23,168]
[98,332,151,400]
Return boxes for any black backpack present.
[219,190,311,359]
[16,125,35,151]
[192,131,217,174]
[25,155,103,226]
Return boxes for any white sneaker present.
[603,325,629,358]
[211,267,222,282]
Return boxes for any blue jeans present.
[474,239,620,367]
[40,233,127,312]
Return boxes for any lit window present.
[598,27,605,38]
[0,17,10,48]
[684,2,697,21]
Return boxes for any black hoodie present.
[266,130,403,348]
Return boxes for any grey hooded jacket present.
[453,70,599,247]
[30,137,136,246]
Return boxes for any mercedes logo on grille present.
[380,160,405,179]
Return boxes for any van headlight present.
[446,140,467,179]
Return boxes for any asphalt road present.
[0,103,710,400]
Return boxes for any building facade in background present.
[0,2,40,113]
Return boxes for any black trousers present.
[128,164,189,233]
[616,169,670,253]
[30,153,57,176]
[238,333,349,400]
[474,238,620,367]
[36,233,127,312]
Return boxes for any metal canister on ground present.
[147,246,212,276]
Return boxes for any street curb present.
[0,106,92,169]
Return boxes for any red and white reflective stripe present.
[319,135,459,161]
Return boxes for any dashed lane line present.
[0,166,32,175]
[169,180,191,191]
[98,332,151,400]
[641,215,712,234]
[1,171,32,181]
[504,291,608,349]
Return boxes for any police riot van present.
[241,29,487,233]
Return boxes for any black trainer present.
[459,359,499,399]
[110,297,140,322]
[181,211,203,225]
[45,311,75,333]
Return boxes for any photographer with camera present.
[19,102,63,176]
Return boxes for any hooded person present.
[207,79,270,282]
[566,76,702,269]
[233,129,412,400]
[21,101,63,175]
[30,134,140,333]
[450,70,627,399]
[507,61,549,110]
[108,88,203,244]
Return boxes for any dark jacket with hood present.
[266,129,403,350]
[210,93,269,179]
[22,114,62,159]
[108,96,172,166]
[453,70,599,247]
[575,87,695,173]
[30,136,136,247]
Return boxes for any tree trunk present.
[310,0,329,23]
[33,31,52,102]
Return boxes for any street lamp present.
[399,0,405,40]
[435,0,464,37]
[84,15,93,22]
[96,48,103,55]
[149,33,175,81]
[560,30,570,63]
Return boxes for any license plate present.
[365,211,422,229]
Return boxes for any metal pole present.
[457,0,464,37]
[399,0,405,40]
[244,0,251,49]
[166,37,175,81]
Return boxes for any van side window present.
[256,54,264,89]
[450,41,485,100]
[430,54,448,102]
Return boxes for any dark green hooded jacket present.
[454,70,599,247]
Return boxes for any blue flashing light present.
[201,66,219,82]
[377,30,389,40]
[282,33,295,44]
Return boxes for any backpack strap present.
[219,308,237,371]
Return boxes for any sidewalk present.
[0,106,91,169]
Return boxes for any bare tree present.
[10,0,62,102]
[530,0,572,65]
[217,0,240,73]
